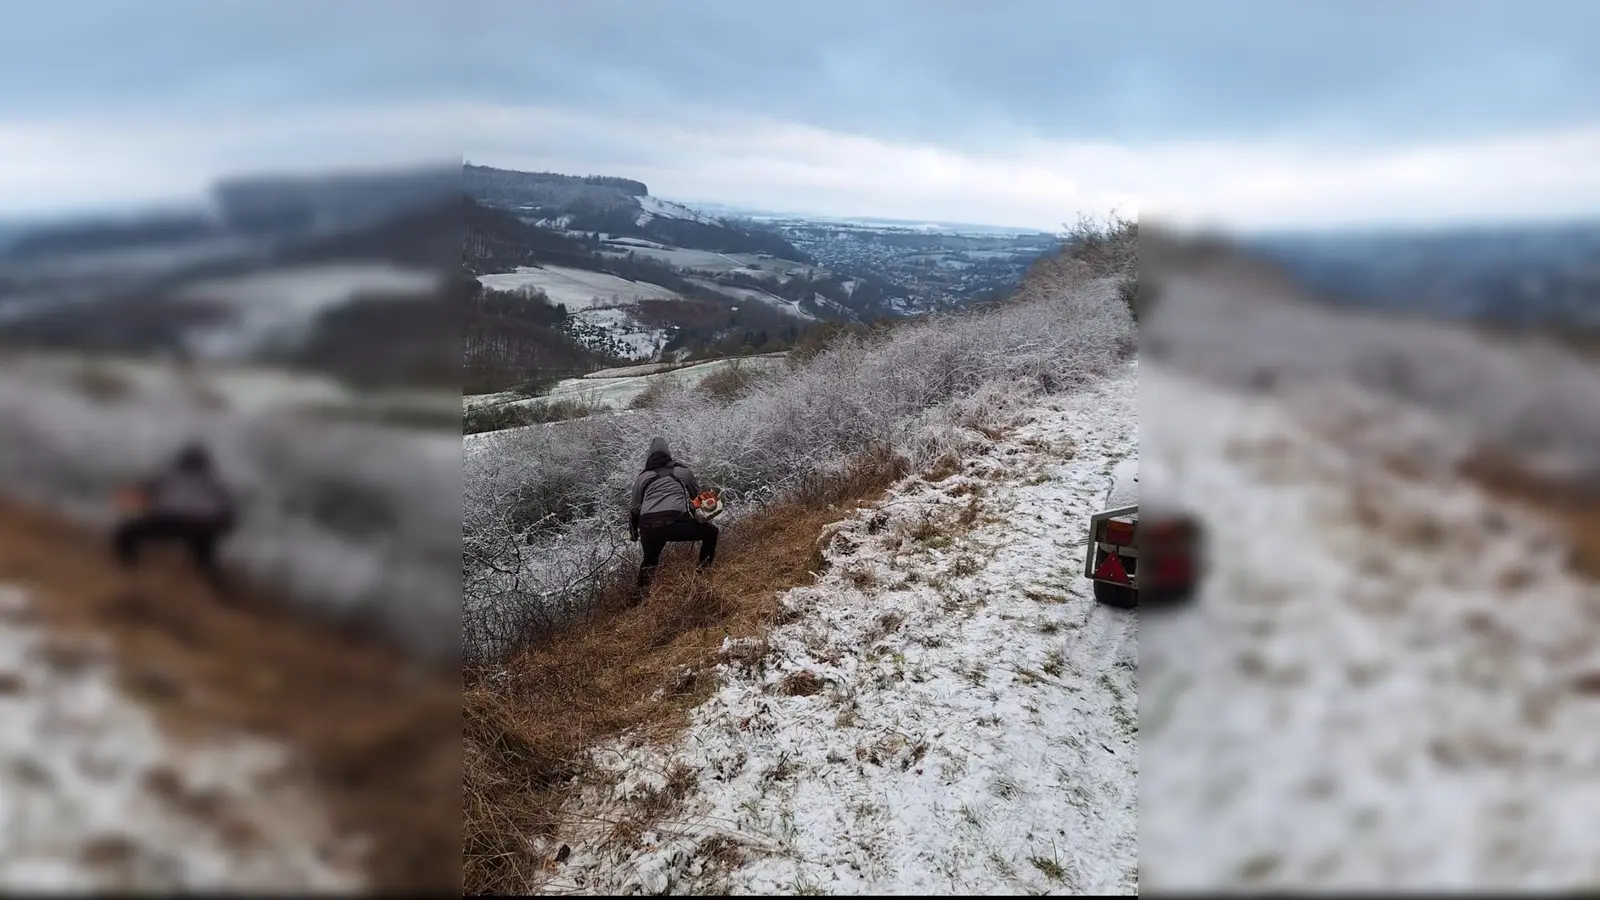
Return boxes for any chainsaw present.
[691,491,725,522]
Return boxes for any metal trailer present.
[1084,504,1140,608]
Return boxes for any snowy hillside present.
[175,263,441,359]
[534,365,1138,895]
[0,586,360,891]
[637,195,724,227]
[465,354,791,414]
[1141,360,1600,890]
[476,265,682,311]
[475,266,681,361]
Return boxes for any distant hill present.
[462,197,598,273]
[463,164,809,260]
[1243,222,1600,328]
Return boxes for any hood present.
[174,441,213,474]
[645,436,673,471]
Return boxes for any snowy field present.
[464,354,792,413]
[599,246,825,280]
[177,263,440,358]
[0,586,359,891]
[599,246,746,272]
[476,265,682,310]
[538,365,1139,895]
[1140,361,1600,890]
[603,237,674,250]
[636,195,724,227]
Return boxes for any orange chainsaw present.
[113,483,150,516]
[691,491,724,522]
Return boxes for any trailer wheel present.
[1094,581,1138,608]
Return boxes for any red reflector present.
[1093,551,1130,584]
[1153,556,1192,585]
[1105,520,1135,544]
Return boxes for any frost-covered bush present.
[464,257,1135,665]
[0,360,461,664]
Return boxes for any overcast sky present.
[2,0,1598,230]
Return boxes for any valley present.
[462,165,1063,400]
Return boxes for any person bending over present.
[113,442,238,594]
[628,436,717,603]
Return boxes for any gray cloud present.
[3,1,1597,225]
[0,0,454,118]
[470,0,1600,149]
[9,1,1594,145]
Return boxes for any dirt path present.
[0,498,459,892]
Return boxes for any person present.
[112,442,238,594]
[628,436,717,602]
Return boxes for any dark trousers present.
[113,513,233,590]
[636,518,719,594]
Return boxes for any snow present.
[177,263,440,359]
[605,237,674,250]
[637,195,724,227]
[1140,362,1600,890]
[1106,458,1138,508]
[569,308,672,360]
[476,265,682,311]
[465,355,792,414]
[539,368,1139,894]
[609,246,748,272]
[0,585,360,891]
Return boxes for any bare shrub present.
[464,396,602,435]
[696,359,771,406]
[629,376,678,410]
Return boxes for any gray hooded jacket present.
[630,437,701,529]
[140,452,236,524]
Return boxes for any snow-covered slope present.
[464,354,792,414]
[476,265,687,361]
[540,365,1139,895]
[0,586,359,891]
[476,265,681,311]
[177,263,440,359]
[636,196,724,228]
[1141,361,1600,890]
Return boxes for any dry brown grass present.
[0,497,461,893]
[1458,449,1600,580]
[461,453,906,894]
